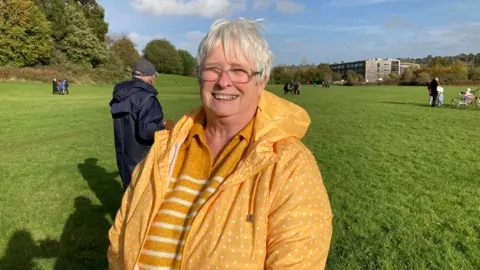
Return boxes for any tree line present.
[2,1,477,85]
[270,54,480,86]
[0,0,197,82]
[269,64,334,85]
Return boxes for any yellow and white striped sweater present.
[137,114,253,270]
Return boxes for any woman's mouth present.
[212,93,239,100]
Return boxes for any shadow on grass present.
[0,230,49,269]
[0,159,123,269]
[77,158,123,220]
[381,101,453,109]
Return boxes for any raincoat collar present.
[160,90,311,191]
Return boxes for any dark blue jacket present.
[109,78,165,189]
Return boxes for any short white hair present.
[196,18,274,83]
[133,75,154,80]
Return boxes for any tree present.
[0,0,53,67]
[469,67,480,81]
[400,68,414,82]
[178,50,196,76]
[388,72,399,81]
[345,70,359,85]
[58,3,106,67]
[143,39,183,75]
[317,63,332,74]
[79,0,108,41]
[416,72,431,85]
[32,0,68,42]
[109,36,140,68]
[34,0,108,42]
[332,72,342,81]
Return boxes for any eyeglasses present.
[197,65,262,84]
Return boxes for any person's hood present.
[111,78,158,103]
[253,90,310,141]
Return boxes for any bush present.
[332,73,343,81]
[416,72,431,85]
[0,66,130,84]
[469,68,480,81]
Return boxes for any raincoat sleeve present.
[107,160,145,269]
[266,149,333,269]
[137,96,165,141]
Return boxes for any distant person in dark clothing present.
[283,82,289,95]
[52,79,58,94]
[64,79,69,95]
[430,77,439,107]
[110,59,168,190]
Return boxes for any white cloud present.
[266,22,381,35]
[275,0,305,13]
[130,0,246,18]
[186,30,206,41]
[127,32,163,52]
[252,0,305,13]
[275,21,480,65]
[253,0,272,9]
[327,0,399,7]
[177,30,206,56]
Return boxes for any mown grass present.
[0,75,479,269]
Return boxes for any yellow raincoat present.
[108,90,333,269]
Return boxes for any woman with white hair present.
[108,18,333,270]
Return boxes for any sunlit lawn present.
[0,76,479,269]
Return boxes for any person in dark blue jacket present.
[110,59,165,190]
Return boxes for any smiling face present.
[200,44,266,123]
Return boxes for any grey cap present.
[133,59,157,77]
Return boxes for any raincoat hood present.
[110,78,158,104]
[170,90,311,149]
[254,90,311,140]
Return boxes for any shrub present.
[0,66,130,84]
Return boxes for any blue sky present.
[98,0,480,65]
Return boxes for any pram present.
[451,88,480,108]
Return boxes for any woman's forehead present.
[205,43,254,67]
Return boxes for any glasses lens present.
[201,67,219,81]
[199,66,252,83]
[228,68,250,83]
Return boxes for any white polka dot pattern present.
[107,91,333,270]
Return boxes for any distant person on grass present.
[58,80,64,95]
[64,79,69,95]
[108,18,332,270]
[283,81,289,95]
[109,59,171,191]
[52,79,58,94]
[430,77,439,107]
[427,81,432,105]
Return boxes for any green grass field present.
[0,75,479,269]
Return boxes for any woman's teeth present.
[213,94,238,100]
